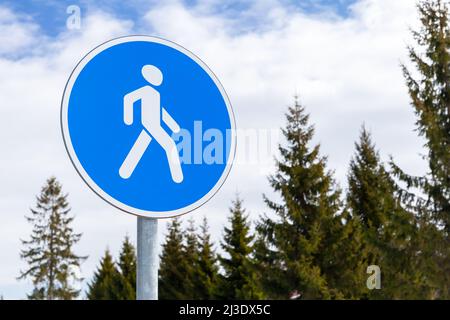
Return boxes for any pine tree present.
[255,98,343,299]
[218,196,264,300]
[18,177,86,300]
[159,218,189,299]
[391,0,450,298]
[114,236,136,300]
[87,249,120,300]
[347,127,418,299]
[195,217,219,299]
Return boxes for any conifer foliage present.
[347,127,417,298]
[391,0,450,298]
[114,236,137,300]
[256,98,343,299]
[184,218,200,298]
[195,217,219,299]
[19,177,86,300]
[87,250,119,300]
[159,217,219,299]
[87,237,137,300]
[159,218,190,299]
[218,197,263,299]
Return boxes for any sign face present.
[61,36,236,218]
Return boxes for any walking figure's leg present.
[153,130,183,183]
[165,139,183,183]
[119,130,152,179]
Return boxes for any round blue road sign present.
[61,36,236,218]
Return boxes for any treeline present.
[85,198,262,299]
[18,0,449,299]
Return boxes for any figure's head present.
[142,65,163,86]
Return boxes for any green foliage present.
[255,98,343,299]
[391,0,450,299]
[86,237,136,300]
[347,127,418,299]
[194,217,219,299]
[159,217,220,299]
[19,177,86,300]
[218,196,264,299]
[324,208,368,299]
[159,218,190,299]
[87,249,120,300]
[183,218,200,298]
[114,236,137,300]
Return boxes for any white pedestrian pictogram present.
[119,65,184,183]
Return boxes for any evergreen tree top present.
[118,236,136,279]
[198,217,217,261]
[219,196,264,299]
[265,97,341,227]
[86,249,120,300]
[222,196,253,257]
[158,217,190,300]
[350,126,379,169]
[185,218,199,255]
[395,0,450,231]
[347,126,398,230]
[19,177,86,300]
[257,98,343,299]
[94,249,115,275]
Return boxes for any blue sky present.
[2,0,357,37]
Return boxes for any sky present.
[0,0,427,299]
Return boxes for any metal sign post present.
[137,217,158,300]
[61,36,236,301]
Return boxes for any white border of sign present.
[61,35,236,219]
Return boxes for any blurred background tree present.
[19,177,86,300]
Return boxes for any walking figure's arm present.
[162,108,180,133]
[123,89,143,125]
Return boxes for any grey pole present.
[137,217,158,300]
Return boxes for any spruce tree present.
[391,0,450,298]
[347,127,417,299]
[114,236,136,300]
[218,196,264,300]
[325,207,368,299]
[195,217,219,299]
[87,249,120,300]
[255,98,342,299]
[19,177,86,300]
[159,218,189,299]
[184,218,199,298]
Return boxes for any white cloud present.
[0,7,41,56]
[0,0,428,299]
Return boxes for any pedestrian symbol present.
[119,65,183,183]
[61,36,236,218]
